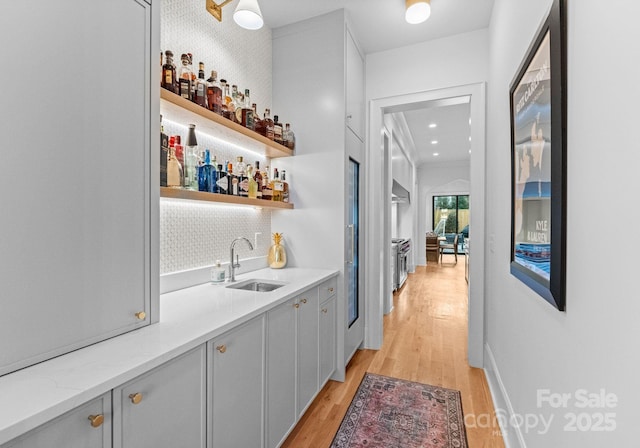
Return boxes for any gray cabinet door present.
[266,300,297,448]
[113,345,206,448]
[319,296,337,386]
[0,0,153,376]
[345,28,365,141]
[210,316,265,448]
[2,394,111,448]
[296,290,319,418]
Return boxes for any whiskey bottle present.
[264,109,274,141]
[236,156,248,197]
[272,168,283,201]
[261,165,272,200]
[178,54,193,100]
[273,115,284,145]
[283,123,295,151]
[221,80,233,120]
[194,62,207,107]
[162,50,177,93]
[241,89,254,130]
[231,85,241,122]
[253,161,263,199]
[252,104,265,135]
[160,115,168,187]
[281,170,290,203]
[167,146,183,188]
[206,70,222,114]
[234,92,244,124]
[228,161,239,195]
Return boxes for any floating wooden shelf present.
[160,187,294,209]
[160,89,294,159]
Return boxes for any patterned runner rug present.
[330,373,468,448]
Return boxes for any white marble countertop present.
[0,267,338,445]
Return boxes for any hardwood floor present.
[282,258,505,448]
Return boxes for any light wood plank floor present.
[282,258,505,448]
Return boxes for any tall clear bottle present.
[178,54,193,100]
[194,62,207,107]
[283,123,295,152]
[252,104,264,135]
[216,163,229,194]
[167,146,183,188]
[281,170,290,203]
[247,165,258,199]
[273,115,284,145]
[221,80,233,120]
[264,109,274,140]
[261,165,272,200]
[236,156,248,197]
[206,70,222,114]
[184,124,199,190]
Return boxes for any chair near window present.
[426,232,440,263]
[439,233,459,264]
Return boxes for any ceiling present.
[400,99,471,166]
[259,0,494,166]
[259,0,495,54]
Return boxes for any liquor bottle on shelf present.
[231,85,240,122]
[162,51,177,93]
[264,109,274,140]
[178,54,193,100]
[236,156,248,197]
[206,70,222,114]
[252,104,265,136]
[216,163,229,195]
[221,80,233,120]
[283,123,295,151]
[188,54,197,101]
[261,165,272,200]
[273,115,284,145]
[281,170,289,203]
[198,149,217,193]
[173,135,184,184]
[167,146,183,188]
[234,92,244,124]
[241,89,254,130]
[247,165,258,199]
[184,124,199,190]
[228,161,239,195]
[194,62,207,107]
[160,115,169,187]
[271,168,283,201]
[253,161,263,199]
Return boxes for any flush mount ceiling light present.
[431,140,438,145]
[405,0,431,25]
[206,0,264,30]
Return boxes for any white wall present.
[159,0,274,275]
[485,0,640,446]
[416,161,470,266]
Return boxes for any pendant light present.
[405,0,431,25]
[233,0,264,30]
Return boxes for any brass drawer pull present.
[129,392,143,404]
[321,308,328,314]
[216,345,227,353]
[135,311,146,320]
[300,298,307,304]
[88,414,104,428]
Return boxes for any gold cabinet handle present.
[88,414,104,428]
[129,392,143,404]
[216,345,227,353]
[135,311,146,320]
[328,287,334,293]
[293,303,300,309]
[300,298,307,304]
[321,308,328,314]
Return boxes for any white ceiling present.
[259,0,495,54]
[259,0,493,165]
[400,99,471,166]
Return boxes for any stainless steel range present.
[392,238,411,290]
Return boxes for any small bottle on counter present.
[211,260,226,283]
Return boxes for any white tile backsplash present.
[160,199,272,274]
[160,0,274,276]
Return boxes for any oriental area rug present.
[330,373,468,448]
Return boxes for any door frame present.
[365,83,486,368]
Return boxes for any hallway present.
[283,260,504,447]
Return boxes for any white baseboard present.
[484,343,527,448]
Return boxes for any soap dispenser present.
[211,260,226,283]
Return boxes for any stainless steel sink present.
[226,279,287,292]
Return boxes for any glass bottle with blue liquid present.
[198,149,218,193]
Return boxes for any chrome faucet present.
[229,237,254,282]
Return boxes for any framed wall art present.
[510,0,567,310]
